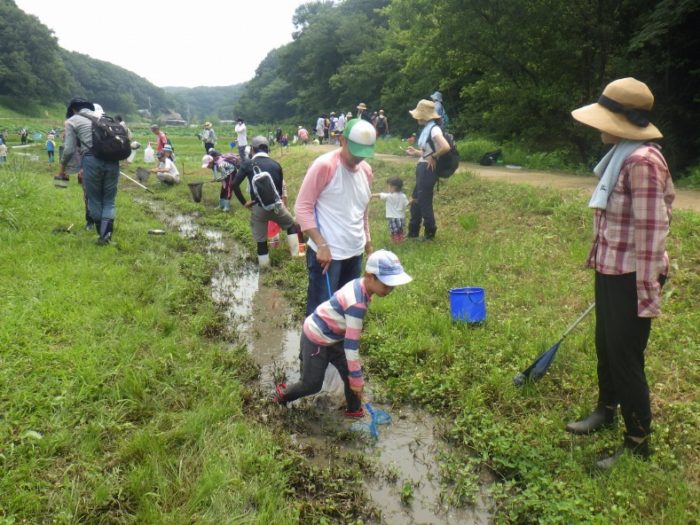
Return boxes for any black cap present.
[66,97,94,119]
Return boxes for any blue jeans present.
[82,155,120,221]
[305,246,363,315]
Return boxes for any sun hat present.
[65,97,94,119]
[204,122,212,128]
[365,249,412,286]
[343,118,376,158]
[251,135,269,148]
[346,112,353,118]
[571,77,662,140]
[162,144,173,152]
[201,154,214,168]
[356,102,367,110]
[150,124,160,130]
[409,99,440,121]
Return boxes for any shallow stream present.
[140,200,493,524]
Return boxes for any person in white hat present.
[150,144,180,185]
[201,122,217,153]
[295,118,377,315]
[404,99,451,240]
[231,136,301,266]
[567,77,675,469]
[274,249,412,417]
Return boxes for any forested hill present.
[0,0,241,121]
[234,0,700,173]
[163,85,247,122]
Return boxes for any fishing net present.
[350,403,392,439]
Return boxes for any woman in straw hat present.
[201,121,217,153]
[404,99,451,240]
[567,77,675,469]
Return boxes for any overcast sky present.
[14,0,309,88]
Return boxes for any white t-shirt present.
[235,123,247,146]
[157,158,180,183]
[316,117,325,137]
[314,160,372,259]
[379,192,409,219]
[420,124,444,163]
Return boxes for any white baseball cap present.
[365,249,412,286]
[343,118,376,158]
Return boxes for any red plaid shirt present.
[586,144,674,318]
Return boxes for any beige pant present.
[250,204,295,243]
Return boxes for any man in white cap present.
[568,77,674,469]
[295,118,377,315]
[232,135,301,266]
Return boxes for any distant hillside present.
[163,85,246,122]
[0,0,215,122]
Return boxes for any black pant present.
[204,142,214,153]
[408,162,437,237]
[595,272,653,438]
[283,332,361,411]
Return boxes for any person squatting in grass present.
[59,97,119,245]
[150,144,180,185]
[232,135,302,266]
[568,77,675,470]
[405,99,450,241]
[202,149,238,211]
[372,177,409,243]
[274,249,412,416]
[294,118,377,316]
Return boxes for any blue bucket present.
[449,287,486,323]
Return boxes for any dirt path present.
[305,146,700,213]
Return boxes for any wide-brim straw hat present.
[571,77,662,140]
[356,102,367,110]
[409,99,440,121]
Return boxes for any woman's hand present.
[405,146,420,157]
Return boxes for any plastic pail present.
[188,182,204,203]
[449,287,486,323]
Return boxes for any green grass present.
[2,129,699,523]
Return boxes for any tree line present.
[2,0,698,172]
[233,0,700,174]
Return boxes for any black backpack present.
[82,113,131,161]
[250,164,282,211]
[428,124,460,178]
[479,149,502,166]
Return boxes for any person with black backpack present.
[59,97,124,244]
[232,136,301,267]
[404,99,451,241]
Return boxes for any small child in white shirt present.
[373,177,409,242]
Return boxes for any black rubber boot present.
[596,435,650,470]
[424,226,437,240]
[565,406,616,435]
[97,219,113,245]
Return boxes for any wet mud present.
[138,198,493,524]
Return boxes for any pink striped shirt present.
[586,144,675,317]
[303,278,371,387]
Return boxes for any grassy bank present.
[132,134,699,523]
[2,130,699,523]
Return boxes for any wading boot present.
[97,219,113,245]
[286,234,300,257]
[565,406,616,435]
[219,199,231,212]
[596,435,650,470]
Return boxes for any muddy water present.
[139,201,493,525]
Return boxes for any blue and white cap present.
[365,249,412,286]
